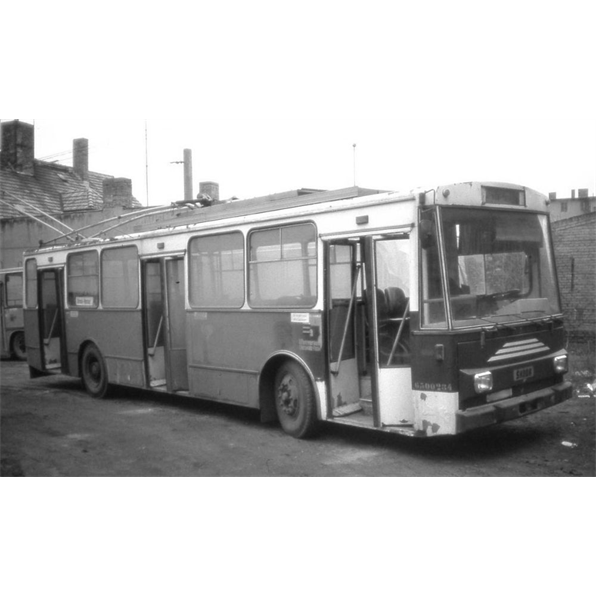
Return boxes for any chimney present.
[183,149,193,203]
[102,177,133,208]
[199,181,220,203]
[1,120,35,175]
[571,189,576,199]
[578,188,589,198]
[549,192,557,201]
[73,138,89,181]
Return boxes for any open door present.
[164,257,188,392]
[368,235,413,426]
[39,269,65,371]
[326,235,413,429]
[326,241,370,419]
[143,258,188,392]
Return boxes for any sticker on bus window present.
[75,296,95,307]
[291,313,310,324]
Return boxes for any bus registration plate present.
[514,366,534,382]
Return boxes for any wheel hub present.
[278,376,299,417]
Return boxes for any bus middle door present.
[143,258,188,392]
[39,268,66,371]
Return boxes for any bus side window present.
[101,246,140,308]
[420,212,447,327]
[189,232,245,308]
[248,223,317,308]
[25,259,38,308]
[67,251,99,309]
[6,274,23,307]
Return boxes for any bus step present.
[332,403,363,417]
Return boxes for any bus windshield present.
[440,207,561,328]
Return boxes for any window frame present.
[5,272,24,308]
[188,230,246,309]
[248,221,318,309]
[25,259,38,308]
[67,249,100,309]
[100,245,140,309]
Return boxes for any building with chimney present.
[548,188,596,222]
[0,120,143,268]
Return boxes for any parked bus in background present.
[0,267,26,360]
[22,182,572,438]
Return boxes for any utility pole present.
[145,121,149,207]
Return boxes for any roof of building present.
[0,158,142,220]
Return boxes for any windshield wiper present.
[468,315,508,330]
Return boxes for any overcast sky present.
[26,117,595,207]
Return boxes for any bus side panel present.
[4,306,24,334]
[187,310,325,408]
[24,309,44,371]
[65,310,146,387]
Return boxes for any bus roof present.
[23,181,548,256]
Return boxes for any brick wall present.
[552,212,596,338]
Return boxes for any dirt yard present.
[1,358,594,477]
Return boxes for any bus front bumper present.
[456,381,573,433]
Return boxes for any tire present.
[274,361,318,438]
[81,343,110,399]
[11,331,27,361]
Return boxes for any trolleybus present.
[1,267,26,360]
[22,182,572,437]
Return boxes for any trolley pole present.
[353,143,357,187]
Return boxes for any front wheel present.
[274,361,318,438]
[81,343,110,398]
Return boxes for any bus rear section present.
[0,269,26,361]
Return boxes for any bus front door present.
[39,269,65,371]
[367,235,413,427]
[143,258,188,393]
[326,236,414,428]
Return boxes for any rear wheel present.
[11,331,27,361]
[81,344,109,398]
[274,361,318,438]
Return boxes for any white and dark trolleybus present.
[22,182,572,437]
[1,267,26,361]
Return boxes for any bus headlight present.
[554,355,568,374]
[474,371,493,394]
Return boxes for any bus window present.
[25,259,38,308]
[101,246,139,308]
[189,232,244,308]
[67,251,99,308]
[6,273,23,307]
[248,223,317,308]
[420,211,447,328]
